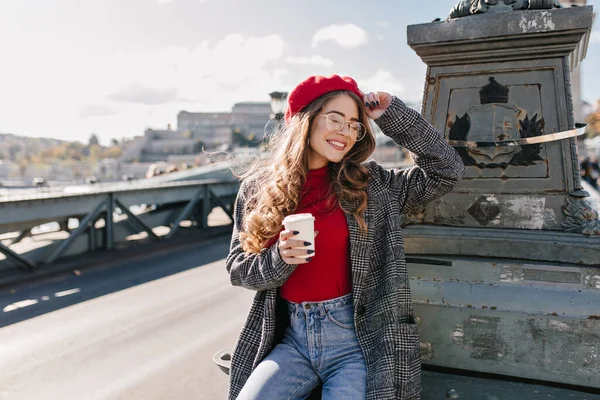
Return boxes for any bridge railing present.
[0,179,240,277]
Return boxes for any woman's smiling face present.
[306,94,360,170]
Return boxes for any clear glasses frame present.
[318,114,367,142]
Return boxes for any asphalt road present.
[0,236,253,400]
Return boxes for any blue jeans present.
[237,293,367,400]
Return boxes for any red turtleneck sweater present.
[279,166,352,303]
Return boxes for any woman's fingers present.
[378,92,393,108]
[363,92,379,109]
[363,91,393,119]
[282,257,311,265]
[280,248,315,258]
[280,246,313,264]
[279,229,299,241]
[277,231,314,264]
[279,238,312,249]
[368,93,378,109]
[364,93,372,109]
[278,239,313,264]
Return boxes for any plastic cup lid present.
[282,213,315,224]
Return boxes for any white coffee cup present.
[282,213,315,258]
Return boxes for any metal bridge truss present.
[0,179,239,275]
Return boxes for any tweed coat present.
[226,97,465,400]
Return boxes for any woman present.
[226,74,465,399]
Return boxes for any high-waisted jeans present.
[237,293,366,399]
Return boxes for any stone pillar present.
[402,5,600,392]
[562,0,588,123]
[404,5,599,265]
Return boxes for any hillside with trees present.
[586,101,600,138]
[0,133,125,181]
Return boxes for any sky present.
[0,0,598,145]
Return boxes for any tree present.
[101,146,123,159]
[89,144,102,162]
[232,127,260,148]
[585,102,600,138]
[89,133,100,146]
[8,144,21,161]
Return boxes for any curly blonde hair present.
[237,91,376,253]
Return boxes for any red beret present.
[285,74,363,123]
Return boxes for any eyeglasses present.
[318,113,366,142]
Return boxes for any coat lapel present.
[343,195,374,305]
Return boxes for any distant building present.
[177,111,232,149]
[138,124,200,163]
[119,102,271,171]
[88,134,100,146]
[0,159,18,178]
[230,102,273,140]
[96,158,120,181]
[177,102,271,148]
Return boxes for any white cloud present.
[311,24,367,48]
[591,30,600,44]
[157,0,207,4]
[360,70,425,107]
[273,68,290,80]
[285,55,334,67]
[110,34,286,106]
[110,84,179,105]
[360,71,407,98]
[78,104,118,118]
[0,32,286,142]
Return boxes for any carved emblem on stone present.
[448,77,545,169]
[449,0,563,19]
[467,196,501,226]
[467,104,521,161]
[562,195,600,236]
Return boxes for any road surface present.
[0,236,252,400]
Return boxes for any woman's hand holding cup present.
[278,230,314,264]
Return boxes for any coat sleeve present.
[225,180,297,291]
[368,96,465,214]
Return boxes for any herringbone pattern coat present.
[226,97,465,399]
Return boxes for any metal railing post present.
[202,185,211,229]
[207,187,234,222]
[114,199,161,241]
[10,228,32,245]
[106,193,114,251]
[88,219,97,252]
[164,187,205,240]
[45,199,106,264]
[0,242,36,271]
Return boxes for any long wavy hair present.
[237,90,376,253]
